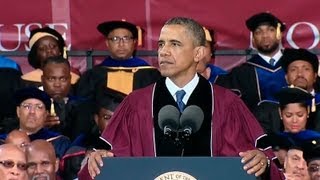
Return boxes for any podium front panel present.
[95,157,256,180]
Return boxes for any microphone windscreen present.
[158,105,180,131]
[180,105,204,133]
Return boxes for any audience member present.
[4,130,30,152]
[303,138,320,180]
[0,56,23,134]
[216,12,287,112]
[257,86,314,168]
[0,87,70,158]
[75,20,161,101]
[196,26,227,82]
[0,144,28,180]
[284,145,310,180]
[22,26,79,87]
[41,56,97,140]
[26,139,60,180]
[255,48,320,133]
[60,87,125,179]
[78,17,283,179]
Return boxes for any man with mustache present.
[255,48,320,134]
[216,12,287,113]
[26,140,60,180]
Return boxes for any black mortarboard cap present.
[281,48,319,73]
[246,12,286,32]
[14,87,51,110]
[97,20,138,39]
[303,138,320,163]
[95,87,126,112]
[275,86,313,106]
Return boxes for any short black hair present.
[164,17,206,47]
[42,55,70,70]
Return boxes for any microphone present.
[179,105,204,137]
[158,105,180,136]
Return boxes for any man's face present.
[158,24,202,84]
[280,103,308,133]
[42,63,71,100]
[17,99,48,134]
[0,146,27,180]
[285,60,317,92]
[36,36,61,66]
[106,28,136,60]
[27,147,58,180]
[308,160,320,180]
[284,149,309,179]
[94,107,114,133]
[252,25,280,55]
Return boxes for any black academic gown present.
[49,95,97,141]
[253,93,320,134]
[75,56,162,102]
[215,54,287,113]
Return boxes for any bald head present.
[0,143,25,155]
[27,140,56,161]
[26,140,58,180]
[5,130,30,151]
[0,144,27,180]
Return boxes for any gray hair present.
[164,17,205,47]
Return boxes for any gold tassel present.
[312,97,316,112]
[63,47,67,59]
[50,99,56,116]
[276,23,281,40]
[203,27,212,42]
[136,26,143,47]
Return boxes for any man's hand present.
[88,149,114,179]
[239,149,268,177]
[44,115,60,127]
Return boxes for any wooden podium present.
[95,157,256,180]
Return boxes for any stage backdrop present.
[0,0,319,73]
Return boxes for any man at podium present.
[78,17,284,180]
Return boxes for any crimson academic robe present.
[78,77,284,179]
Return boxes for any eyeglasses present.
[107,36,134,43]
[309,164,320,173]
[0,160,27,171]
[20,103,45,111]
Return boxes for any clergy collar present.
[258,49,283,65]
[165,73,199,104]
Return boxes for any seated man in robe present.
[0,87,70,158]
[75,20,161,101]
[254,48,320,134]
[41,56,97,140]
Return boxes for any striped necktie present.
[176,90,186,112]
